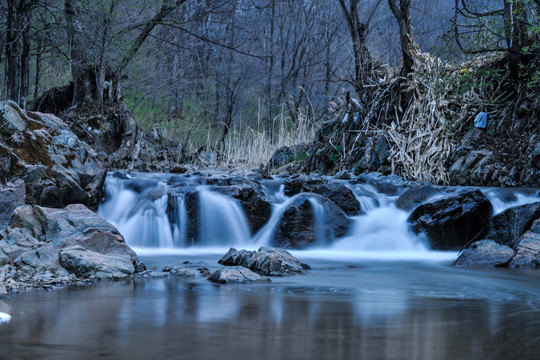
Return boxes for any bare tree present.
[338,0,382,100]
[388,0,416,75]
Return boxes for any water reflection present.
[1,261,540,360]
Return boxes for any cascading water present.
[482,188,540,214]
[97,173,539,258]
[331,207,428,252]
[197,188,251,246]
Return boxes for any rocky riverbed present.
[1,101,540,293]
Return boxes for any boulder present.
[396,184,444,211]
[207,266,270,284]
[218,247,310,276]
[408,189,493,250]
[0,204,138,289]
[307,183,361,216]
[0,180,26,229]
[59,246,134,279]
[509,231,540,269]
[0,101,106,210]
[453,240,514,267]
[354,172,412,195]
[283,177,361,216]
[486,202,540,247]
[272,195,350,249]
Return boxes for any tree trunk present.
[5,0,21,103]
[65,0,186,108]
[338,0,381,101]
[504,0,529,79]
[388,0,415,76]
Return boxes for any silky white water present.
[98,173,538,259]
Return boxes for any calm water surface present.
[1,253,540,360]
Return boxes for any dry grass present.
[212,105,318,169]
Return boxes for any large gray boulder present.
[408,189,493,250]
[59,246,135,279]
[0,101,106,209]
[218,247,310,276]
[208,266,270,284]
[453,240,515,268]
[0,204,139,290]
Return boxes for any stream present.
[1,172,539,359]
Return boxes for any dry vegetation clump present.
[303,50,511,184]
[217,107,319,169]
[385,52,509,184]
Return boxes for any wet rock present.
[354,172,411,195]
[509,231,540,269]
[208,266,270,284]
[333,170,353,180]
[0,101,106,210]
[169,267,195,277]
[218,247,310,276]
[487,202,540,247]
[395,184,443,211]
[283,177,361,215]
[272,195,350,249]
[161,265,195,277]
[306,183,361,216]
[408,189,493,250]
[453,240,514,267]
[0,180,26,229]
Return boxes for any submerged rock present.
[453,240,515,267]
[208,266,270,284]
[218,247,310,276]
[408,189,493,250]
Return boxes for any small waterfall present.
[253,194,302,246]
[197,188,251,246]
[483,188,540,215]
[98,177,179,248]
[332,207,429,252]
[350,184,387,211]
[98,173,536,258]
[169,195,188,246]
[308,197,326,244]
